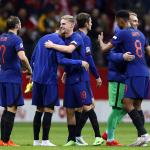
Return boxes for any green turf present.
[1,122,150,149]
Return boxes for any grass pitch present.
[1,122,150,150]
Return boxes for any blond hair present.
[61,15,75,23]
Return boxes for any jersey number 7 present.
[0,45,6,64]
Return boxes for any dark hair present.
[76,13,91,28]
[116,10,129,21]
[6,16,20,30]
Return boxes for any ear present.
[71,22,75,28]
[120,18,124,23]
[15,24,19,29]
[120,18,125,26]
[85,22,88,27]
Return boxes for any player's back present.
[63,32,86,84]
[0,32,24,83]
[31,33,64,84]
[122,28,149,77]
[112,28,149,77]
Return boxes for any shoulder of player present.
[77,31,91,43]
[13,34,22,41]
[119,29,127,34]
[115,29,130,37]
[11,34,23,44]
[43,33,63,42]
[72,32,83,39]
[69,32,84,46]
[10,34,24,49]
[113,29,124,37]
[137,30,145,37]
[130,29,145,38]
[84,35,91,42]
[41,33,56,39]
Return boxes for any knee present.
[133,100,142,110]
[66,109,75,118]
[43,107,54,113]
[37,107,44,112]
[7,106,17,113]
[123,98,134,112]
[66,108,75,124]
[75,107,83,112]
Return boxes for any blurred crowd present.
[0,0,150,66]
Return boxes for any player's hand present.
[96,77,102,88]
[123,52,135,61]
[82,61,89,71]
[98,32,104,42]
[92,98,95,108]
[22,69,32,81]
[44,40,54,48]
[26,74,32,82]
[61,72,66,84]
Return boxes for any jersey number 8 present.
[135,40,142,58]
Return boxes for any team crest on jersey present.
[20,43,23,48]
[80,91,87,99]
[113,36,117,40]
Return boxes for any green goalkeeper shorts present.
[108,82,125,108]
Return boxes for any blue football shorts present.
[64,81,93,108]
[32,82,59,107]
[124,76,149,99]
[0,82,24,107]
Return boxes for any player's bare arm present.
[96,77,102,88]
[61,72,67,84]
[98,32,114,52]
[45,40,75,53]
[17,51,32,75]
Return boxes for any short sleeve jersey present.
[0,32,24,83]
[63,32,86,84]
[111,28,149,77]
